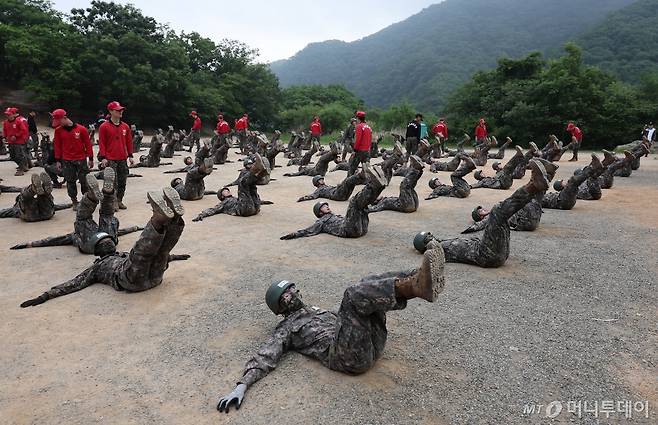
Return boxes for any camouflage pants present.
[0,186,55,222]
[509,194,543,231]
[0,184,22,193]
[431,155,460,172]
[237,130,248,152]
[542,169,589,210]
[189,130,201,152]
[328,273,408,374]
[341,139,354,162]
[234,171,261,216]
[348,150,370,177]
[41,218,185,300]
[405,137,418,158]
[380,153,403,182]
[76,190,120,252]
[330,173,366,201]
[106,160,129,201]
[213,135,230,164]
[9,144,28,170]
[43,163,62,184]
[62,159,90,201]
[369,168,421,213]
[341,180,385,237]
[576,178,602,201]
[288,150,336,177]
[174,166,207,201]
[440,185,533,267]
[427,175,471,199]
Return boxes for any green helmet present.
[312,175,325,187]
[474,170,483,180]
[170,177,183,188]
[413,232,432,253]
[472,206,484,222]
[428,177,440,189]
[266,280,295,314]
[313,201,328,218]
[492,161,501,170]
[83,232,116,256]
[553,180,564,191]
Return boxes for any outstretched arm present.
[297,192,319,202]
[117,225,144,237]
[10,233,74,250]
[21,265,96,307]
[280,220,324,240]
[192,203,225,222]
[217,326,291,413]
[461,217,488,234]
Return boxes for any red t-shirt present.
[192,116,202,131]
[475,124,488,139]
[98,121,133,160]
[354,122,372,151]
[432,122,448,139]
[310,120,322,136]
[235,117,248,130]
[3,117,29,144]
[216,120,230,134]
[54,124,92,161]
[568,126,583,142]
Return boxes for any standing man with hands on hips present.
[98,101,133,210]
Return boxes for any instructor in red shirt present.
[189,111,202,152]
[235,113,249,153]
[309,116,322,144]
[98,101,133,209]
[431,117,449,157]
[474,118,488,146]
[348,111,372,176]
[566,121,583,162]
[3,107,30,175]
[52,109,93,208]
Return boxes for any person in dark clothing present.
[405,114,422,158]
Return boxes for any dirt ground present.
[0,142,656,425]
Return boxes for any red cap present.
[4,107,18,116]
[217,114,223,119]
[479,118,485,125]
[566,122,575,131]
[51,108,67,127]
[355,111,366,118]
[243,113,248,117]
[190,111,197,116]
[107,101,125,111]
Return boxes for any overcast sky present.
[51,1,441,63]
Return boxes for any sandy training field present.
[1,143,656,424]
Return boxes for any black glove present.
[280,233,295,240]
[192,216,202,222]
[20,293,49,308]
[217,384,247,413]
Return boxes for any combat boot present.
[534,158,559,182]
[147,189,175,228]
[602,150,616,167]
[162,187,185,217]
[453,155,476,178]
[363,163,387,188]
[527,159,549,192]
[394,245,445,302]
[393,141,403,157]
[40,172,53,194]
[409,155,424,171]
[623,150,635,162]
[85,173,103,202]
[31,173,45,196]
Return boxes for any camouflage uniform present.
[431,182,541,267]
[282,177,386,239]
[284,147,337,177]
[472,141,492,166]
[463,192,545,234]
[193,168,263,220]
[576,160,607,201]
[212,134,231,164]
[297,141,319,170]
[488,138,512,159]
[471,147,526,190]
[10,187,142,253]
[265,143,284,169]
[161,129,177,158]
[1,184,22,194]
[136,133,164,167]
[21,217,186,304]
[132,130,144,153]
[0,183,70,222]
[105,159,129,201]
[379,152,404,183]
[238,276,409,387]
[599,153,631,189]
[426,156,476,199]
[368,167,422,213]
[62,159,90,201]
[340,122,355,163]
[542,158,599,210]
[173,164,212,201]
[298,173,365,202]
[430,155,461,172]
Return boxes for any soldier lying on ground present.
[192,154,271,221]
[426,155,476,199]
[10,168,142,254]
[368,155,424,213]
[20,187,190,307]
[471,146,527,190]
[170,157,215,201]
[284,142,339,177]
[488,136,512,159]
[0,173,71,221]
[217,242,446,413]
[542,154,603,210]
[414,159,549,268]
[599,150,633,189]
[297,172,366,202]
[280,164,387,239]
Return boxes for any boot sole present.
[102,167,115,193]
[31,174,45,195]
[528,160,549,192]
[162,187,185,216]
[86,173,103,201]
[422,246,446,302]
[147,191,175,219]
[39,172,53,194]
[203,157,214,173]
[365,164,388,187]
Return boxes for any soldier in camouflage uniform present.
[430,152,462,172]
[542,153,603,210]
[0,173,71,221]
[472,137,493,166]
[414,159,549,268]
[510,143,539,180]
[488,136,512,159]
[217,242,446,413]
[630,138,652,170]
[20,187,189,308]
[131,131,174,169]
[340,118,356,163]
[0,184,22,194]
[463,158,558,233]
[284,143,338,177]
[379,142,405,183]
[425,155,476,200]
[576,155,609,201]
[163,156,195,174]
[265,139,285,168]
[443,134,469,157]
[280,165,388,239]
[211,133,232,165]
[131,125,144,153]
[599,150,633,189]
[297,172,366,202]
[617,141,650,176]
[471,146,526,190]
[10,169,142,254]
[295,140,319,171]
[171,157,215,201]
[192,154,270,221]
[160,127,178,159]
[368,156,424,213]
